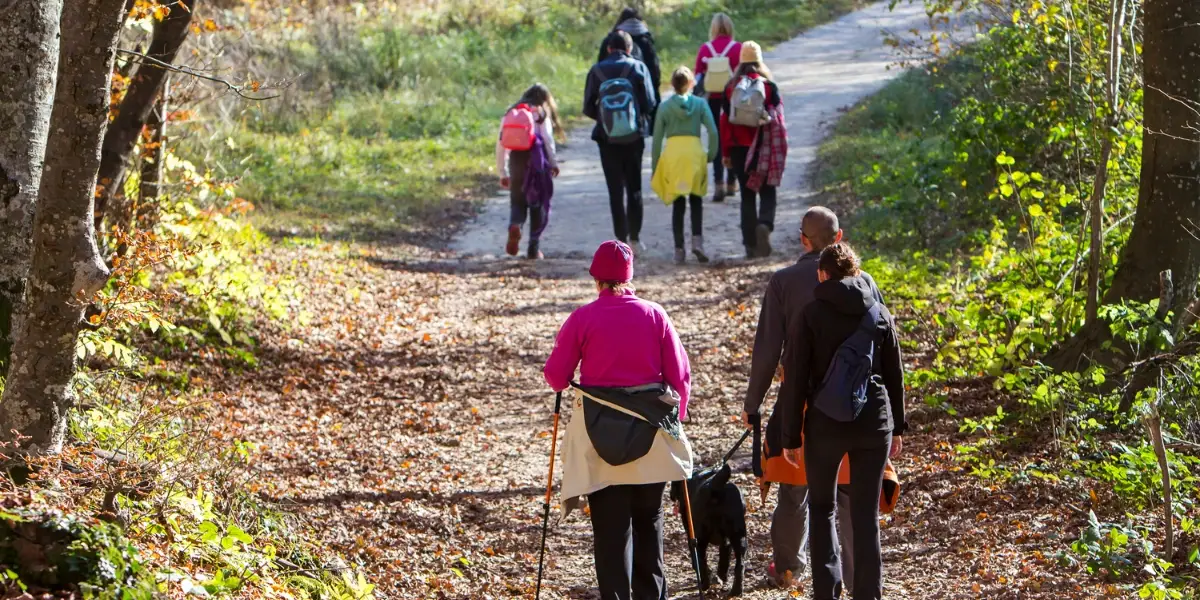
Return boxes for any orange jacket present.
[760,411,901,514]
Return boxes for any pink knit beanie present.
[589,240,634,282]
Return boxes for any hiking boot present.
[745,245,757,260]
[766,563,795,589]
[691,235,709,263]
[674,248,686,264]
[630,238,646,256]
[755,223,772,258]
[505,224,521,256]
[727,181,739,196]
[526,240,543,260]
[712,182,726,203]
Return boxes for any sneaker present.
[505,225,521,256]
[674,248,686,264]
[691,235,709,263]
[767,563,795,589]
[526,240,543,260]
[755,223,772,258]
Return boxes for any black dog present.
[670,463,748,597]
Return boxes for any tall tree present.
[0,0,127,454]
[0,0,64,367]
[94,0,196,233]
[1052,0,1200,371]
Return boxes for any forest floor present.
[193,2,1114,598]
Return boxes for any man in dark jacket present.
[597,7,661,110]
[740,207,882,588]
[584,31,657,248]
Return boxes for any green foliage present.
[196,0,862,233]
[0,509,157,598]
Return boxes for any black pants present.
[671,195,703,249]
[589,482,668,600]
[507,150,546,241]
[707,97,733,186]
[804,414,891,600]
[598,139,645,242]
[729,145,776,249]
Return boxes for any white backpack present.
[728,76,768,126]
[702,41,734,94]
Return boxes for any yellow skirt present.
[652,136,709,205]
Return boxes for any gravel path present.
[451,0,937,263]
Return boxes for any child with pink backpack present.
[496,84,563,259]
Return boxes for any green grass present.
[204,0,863,237]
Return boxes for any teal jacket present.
[651,93,719,172]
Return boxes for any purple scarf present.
[524,134,554,239]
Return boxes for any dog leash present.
[718,428,752,467]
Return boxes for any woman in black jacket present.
[780,243,905,600]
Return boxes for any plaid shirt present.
[746,103,787,191]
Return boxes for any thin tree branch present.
[114,48,283,100]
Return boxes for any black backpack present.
[812,304,884,422]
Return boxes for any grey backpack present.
[728,76,768,126]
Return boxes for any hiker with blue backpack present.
[779,242,906,600]
[721,41,787,259]
[651,66,718,264]
[584,31,658,250]
[693,13,741,202]
[497,83,563,259]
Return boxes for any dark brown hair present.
[818,243,861,279]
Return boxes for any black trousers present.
[671,195,703,249]
[707,96,733,186]
[804,413,891,600]
[728,145,776,249]
[589,482,668,600]
[507,150,546,241]
[598,139,646,242]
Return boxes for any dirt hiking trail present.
[214,2,1102,599]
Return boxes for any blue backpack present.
[812,304,884,422]
[598,64,640,143]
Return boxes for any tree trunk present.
[0,0,127,455]
[0,0,64,368]
[1050,0,1200,372]
[94,0,195,234]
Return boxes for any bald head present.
[801,206,841,251]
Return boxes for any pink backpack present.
[500,104,537,151]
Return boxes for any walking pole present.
[679,481,705,596]
[535,391,563,599]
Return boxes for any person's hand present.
[741,411,752,430]
[890,435,903,459]
[722,157,732,168]
[500,176,510,189]
[783,448,802,468]
[551,167,560,178]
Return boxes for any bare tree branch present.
[115,48,284,100]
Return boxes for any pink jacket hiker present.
[694,35,742,98]
[543,289,692,420]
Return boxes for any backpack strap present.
[715,40,733,58]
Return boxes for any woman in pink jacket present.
[694,13,741,203]
[544,240,693,600]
